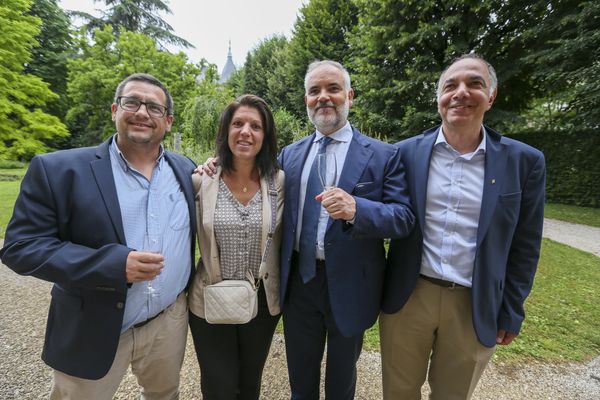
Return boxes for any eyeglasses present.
[117,96,168,118]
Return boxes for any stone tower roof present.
[219,40,236,83]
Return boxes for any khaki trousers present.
[50,292,188,400]
[380,278,495,400]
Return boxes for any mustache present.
[126,117,155,127]
[315,102,335,110]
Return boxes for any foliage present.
[223,68,245,98]
[524,1,600,130]
[270,0,359,118]
[242,35,288,107]
[179,68,234,157]
[348,0,569,139]
[545,204,600,228]
[508,130,600,207]
[66,26,201,147]
[71,0,192,48]
[25,0,74,123]
[273,108,308,150]
[0,159,26,169]
[0,0,69,161]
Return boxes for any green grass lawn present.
[1,172,599,364]
[363,238,600,364]
[492,239,600,363]
[0,180,22,238]
[545,203,600,227]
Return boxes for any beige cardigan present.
[188,167,285,317]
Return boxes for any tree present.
[0,0,68,160]
[178,63,233,159]
[349,0,557,138]
[524,0,600,130]
[72,0,192,48]
[272,0,359,118]
[25,0,74,122]
[242,35,288,106]
[66,26,200,147]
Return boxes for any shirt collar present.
[110,133,165,173]
[435,126,487,157]
[313,121,352,144]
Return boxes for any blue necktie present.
[298,136,333,283]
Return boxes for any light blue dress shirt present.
[295,122,353,260]
[109,136,191,332]
[420,127,487,287]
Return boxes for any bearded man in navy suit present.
[278,60,415,399]
[381,54,546,399]
[1,73,196,399]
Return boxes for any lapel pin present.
[491,179,496,184]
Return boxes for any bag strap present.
[257,174,278,280]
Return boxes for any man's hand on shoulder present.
[194,157,219,177]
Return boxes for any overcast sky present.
[58,0,306,73]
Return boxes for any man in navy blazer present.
[279,60,414,399]
[381,55,546,399]
[1,74,196,398]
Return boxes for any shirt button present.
[116,302,124,309]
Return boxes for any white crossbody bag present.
[204,177,278,324]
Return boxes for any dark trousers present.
[189,285,280,400]
[283,259,364,400]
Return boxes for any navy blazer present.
[0,137,196,379]
[279,127,414,337]
[383,126,545,347]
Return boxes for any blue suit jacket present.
[279,127,414,337]
[383,126,545,347]
[0,137,196,379]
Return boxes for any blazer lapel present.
[477,128,508,246]
[90,139,126,244]
[337,128,372,194]
[286,135,315,230]
[331,128,373,230]
[413,129,438,230]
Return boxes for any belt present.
[420,274,466,289]
[292,251,326,269]
[133,310,163,329]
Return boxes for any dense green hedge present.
[507,131,599,207]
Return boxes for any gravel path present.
[543,218,600,257]
[1,219,599,399]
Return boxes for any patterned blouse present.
[214,178,263,279]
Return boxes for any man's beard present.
[307,100,350,133]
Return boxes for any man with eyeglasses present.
[1,73,197,399]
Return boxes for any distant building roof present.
[219,40,236,83]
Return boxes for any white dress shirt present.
[420,126,487,287]
[295,122,353,259]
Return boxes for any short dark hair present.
[114,73,174,116]
[216,94,279,178]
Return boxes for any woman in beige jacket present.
[188,95,284,400]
